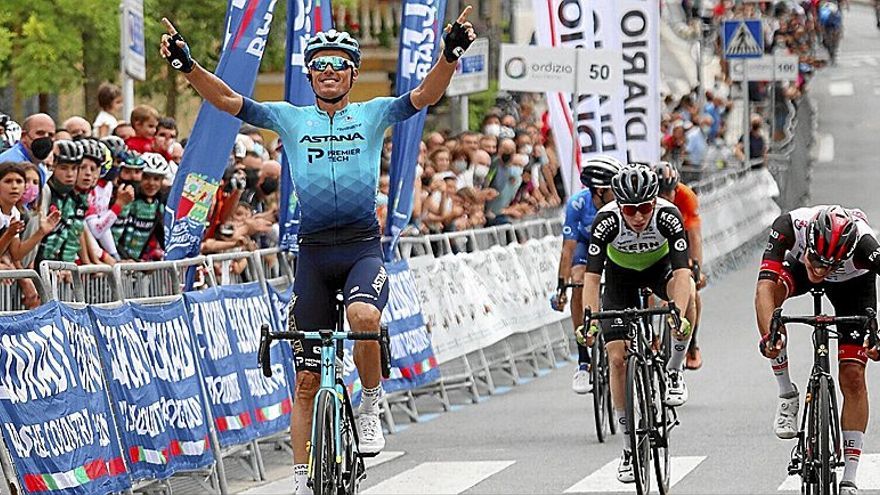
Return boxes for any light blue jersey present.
[237,94,419,244]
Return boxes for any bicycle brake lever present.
[258,324,273,378]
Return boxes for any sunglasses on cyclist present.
[308,55,355,72]
[620,200,655,216]
[806,249,843,270]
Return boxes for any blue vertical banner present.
[278,0,334,252]
[185,288,260,447]
[164,0,280,260]
[218,283,293,436]
[0,302,130,495]
[383,0,449,261]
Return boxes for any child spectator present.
[114,153,168,261]
[154,117,178,161]
[93,83,122,138]
[0,162,60,263]
[35,141,87,265]
[125,105,159,154]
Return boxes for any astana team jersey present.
[236,94,419,245]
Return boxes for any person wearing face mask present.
[114,153,169,261]
[35,140,89,266]
[239,160,281,247]
[86,148,140,260]
[485,153,527,226]
[0,113,56,187]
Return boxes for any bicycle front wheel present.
[817,376,835,495]
[650,361,671,495]
[592,337,610,442]
[311,390,341,495]
[626,354,653,495]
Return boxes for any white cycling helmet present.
[141,152,170,178]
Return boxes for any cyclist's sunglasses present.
[308,55,355,72]
[620,200,655,216]
[806,248,843,270]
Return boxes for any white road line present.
[817,133,835,163]
[778,453,880,491]
[563,456,706,493]
[829,81,855,97]
[238,451,406,495]
[362,461,515,495]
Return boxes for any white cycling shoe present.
[357,410,385,455]
[572,368,592,394]
[839,481,858,495]
[617,450,635,483]
[775,385,799,440]
[664,370,688,407]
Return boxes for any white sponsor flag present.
[531,0,600,197]
[618,0,661,163]
[590,0,628,163]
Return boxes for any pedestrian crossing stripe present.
[564,456,706,493]
[362,461,515,495]
[237,451,405,495]
[723,20,763,59]
[777,453,880,491]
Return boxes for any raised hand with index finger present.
[443,5,477,63]
[159,17,196,73]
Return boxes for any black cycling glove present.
[443,21,473,63]
[165,32,195,73]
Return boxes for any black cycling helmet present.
[580,155,623,189]
[100,135,128,160]
[54,140,84,164]
[807,205,859,266]
[304,29,361,67]
[611,163,659,204]
[654,161,680,193]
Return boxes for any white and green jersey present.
[586,198,691,273]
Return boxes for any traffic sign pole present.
[570,52,580,196]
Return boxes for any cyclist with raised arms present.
[554,155,622,394]
[655,162,707,369]
[756,205,880,495]
[582,163,696,483]
[160,11,475,495]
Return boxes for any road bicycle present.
[552,282,617,443]
[258,291,392,495]
[586,290,680,495]
[767,288,878,495]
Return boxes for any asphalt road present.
[229,6,880,495]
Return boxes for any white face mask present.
[520,144,534,155]
[474,164,490,180]
[483,124,501,137]
[452,160,468,173]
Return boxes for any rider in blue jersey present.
[554,156,623,394]
[161,12,476,494]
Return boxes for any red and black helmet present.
[806,205,859,266]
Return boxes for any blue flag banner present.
[184,288,260,447]
[0,302,130,494]
[278,0,334,252]
[382,0,448,261]
[218,283,292,436]
[380,259,441,392]
[164,0,279,260]
[128,300,214,471]
[90,304,190,480]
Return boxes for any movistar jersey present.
[586,199,690,273]
[562,189,598,243]
[236,94,419,245]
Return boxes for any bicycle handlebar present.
[584,303,679,329]
[258,324,393,379]
[768,308,880,351]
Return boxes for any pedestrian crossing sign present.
[722,19,763,59]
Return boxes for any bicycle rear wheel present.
[311,390,340,495]
[626,354,653,495]
[592,337,610,443]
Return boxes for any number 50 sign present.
[576,49,622,95]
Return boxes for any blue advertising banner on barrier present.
[0,302,130,494]
[265,284,298,391]
[219,283,292,436]
[90,304,196,480]
[381,259,440,392]
[184,287,259,447]
[128,300,214,470]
